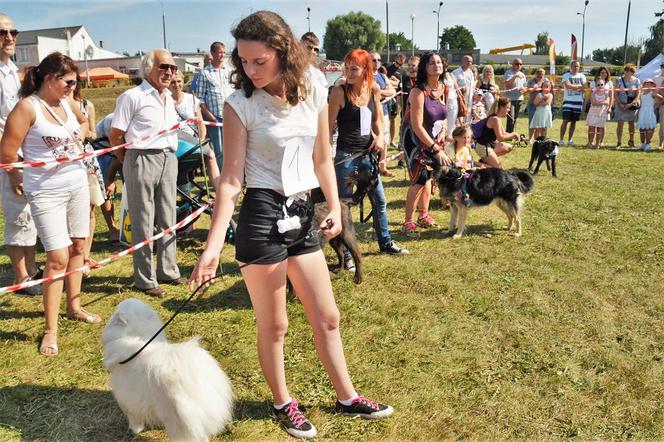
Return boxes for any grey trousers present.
[123,149,180,289]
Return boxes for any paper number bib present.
[281,136,319,196]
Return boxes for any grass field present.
[1,91,664,440]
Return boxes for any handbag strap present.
[36,96,85,155]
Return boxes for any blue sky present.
[1,0,660,61]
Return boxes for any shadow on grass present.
[234,399,273,421]
[0,384,135,442]
[160,277,252,312]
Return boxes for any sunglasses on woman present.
[0,29,19,39]
[61,78,77,88]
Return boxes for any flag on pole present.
[548,37,556,83]
[571,34,578,61]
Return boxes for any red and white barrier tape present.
[501,84,664,94]
[0,204,208,295]
[0,118,224,170]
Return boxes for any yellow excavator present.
[489,44,536,55]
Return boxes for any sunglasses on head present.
[308,45,320,53]
[158,63,178,73]
[0,29,19,39]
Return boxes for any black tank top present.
[478,117,498,145]
[336,85,376,153]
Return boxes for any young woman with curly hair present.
[189,11,393,439]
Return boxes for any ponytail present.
[19,66,41,98]
[488,96,510,117]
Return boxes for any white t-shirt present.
[590,80,613,95]
[111,80,178,150]
[562,72,587,106]
[306,65,328,89]
[225,81,327,196]
[452,67,475,117]
[503,69,527,101]
[174,92,201,137]
[0,59,20,132]
[22,96,87,193]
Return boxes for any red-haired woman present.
[328,49,408,256]
[189,13,392,439]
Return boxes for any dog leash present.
[119,220,333,365]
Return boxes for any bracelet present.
[429,141,436,149]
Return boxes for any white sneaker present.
[567,140,575,147]
[638,143,646,151]
[558,139,564,146]
[643,144,652,152]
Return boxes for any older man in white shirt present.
[452,55,475,124]
[0,12,41,295]
[109,49,184,298]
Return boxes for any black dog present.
[434,165,534,238]
[529,136,559,177]
[311,189,363,284]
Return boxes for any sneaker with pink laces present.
[273,398,317,439]
[402,220,418,236]
[335,395,394,419]
[417,213,437,228]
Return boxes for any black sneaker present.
[335,395,394,419]
[380,241,410,255]
[273,399,317,439]
[15,277,42,296]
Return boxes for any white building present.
[14,25,122,67]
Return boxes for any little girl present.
[636,78,657,151]
[529,78,553,139]
[471,91,487,123]
[444,125,475,169]
[586,79,611,148]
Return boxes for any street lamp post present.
[306,7,311,32]
[576,0,589,66]
[433,2,443,52]
[82,34,90,88]
[410,13,415,57]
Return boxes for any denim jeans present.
[335,150,392,248]
[208,116,224,171]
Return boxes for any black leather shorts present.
[234,188,320,264]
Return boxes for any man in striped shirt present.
[194,41,234,170]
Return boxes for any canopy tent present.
[635,53,664,81]
[80,67,129,81]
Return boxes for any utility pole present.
[623,0,631,65]
[161,2,167,49]
[386,1,390,64]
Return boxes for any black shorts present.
[562,107,582,122]
[235,188,320,264]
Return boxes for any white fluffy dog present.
[102,298,233,442]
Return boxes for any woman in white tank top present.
[0,52,100,357]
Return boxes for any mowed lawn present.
[1,95,664,441]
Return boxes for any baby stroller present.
[174,131,235,242]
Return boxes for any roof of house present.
[16,26,84,45]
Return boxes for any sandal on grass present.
[66,308,102,324]
[40,330,59,357]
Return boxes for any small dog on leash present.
[102,299,233,442]
[529,136,559,177]
[434,165,535,238]
[311,188,363,284]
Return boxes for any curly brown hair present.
[230,11,308,106]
